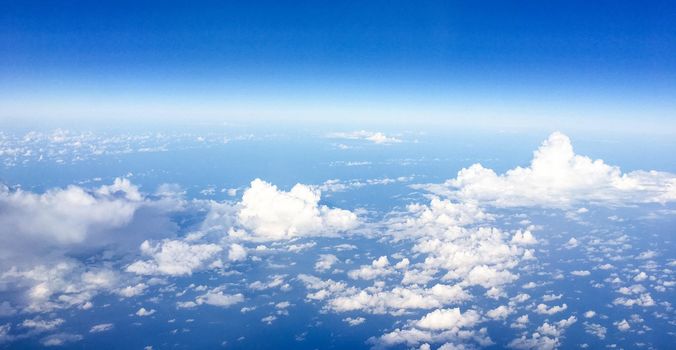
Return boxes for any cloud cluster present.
[369,308,491,349]
[223,179,358,241]
[126,240,223,276]
[417,132,676,207]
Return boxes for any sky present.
[1,5,676,348]
[1,0,676,131]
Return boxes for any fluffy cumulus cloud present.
[369,307,491,349]
[231,179,359,241]
[177,286,244,309]
[508,316,577,350]
[126,239,223,276]
[417,132,676,207]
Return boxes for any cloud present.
[348,256,395,280]
[369,308,490,349]
[0,178,147,257]
[299,274,471,315]
[233,179,358,241]
[486,305,514,320]
[2,262,119,313]
[20,317,64,332]
[343,317,366,326]
[135,307,156,316]
[178,287,244,309]
[327,130,402,144]
[126,239,222,276]
[508,316,577,350]
[416,132,676,207]
[228,243,247,262]
[40,333,83,347]
[89,323,114,333]
[315,254,339,272]
[415,308,481,330]
[0,178,184,314]
[535,303,568,315]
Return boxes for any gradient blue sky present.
[1,0,675,131]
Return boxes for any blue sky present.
[1,0,675,131]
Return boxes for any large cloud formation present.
[0,178,182,314]
[419,132,676,207]
[225,179,359,241]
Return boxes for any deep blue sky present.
[1,0,675,130]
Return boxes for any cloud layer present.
[418,132,676,207]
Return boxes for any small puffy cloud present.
[343,317,366,326]
[584,322,606,339]
[571,270,591,277]
[235,179,358,241]
[127,240,222,276]
[510,230,537,245]
[315,254,339,272]
[135,307,156,316]
[117,283,148,298]
[177,286,244,309]
[89,323,114,333]
[613,293,655,307]
[633,271,648,282]
[615,319,631,331]
[196,291,244,308]
[21,318,64,332]
[508,316,576,350]
[228,243,247,262]
[535,303,568,315]
[486,305,514,320]
[418,132,676,207]
[327,130,402,144]
[348,256,394,280]
[40,333,83,347]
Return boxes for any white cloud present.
[116,283,148,298]
[327,130,402,144]
[234,179,358,241]
[584,322,606,339]
[416,308,481,330]
[0,178,153,261]
[89,323,114,333]
[613,293,655,307]
[510,230,537,245]
[40,333,83,347]
[369,308,491,349]
[228,243,247,262]
[486,305,514,320]
[135,307,155,316]
[20,317,64,332]
[535,303,568,315]
[315,254,339,272]
[343,317,366,326]
[126,239,222,276]
[416,132,676,207]
[615,319,631,331]
[571,270,591,277]
[348,256,394,280]
[197,290,244,308]
[508,316,576,350]
[1,262,119,313]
